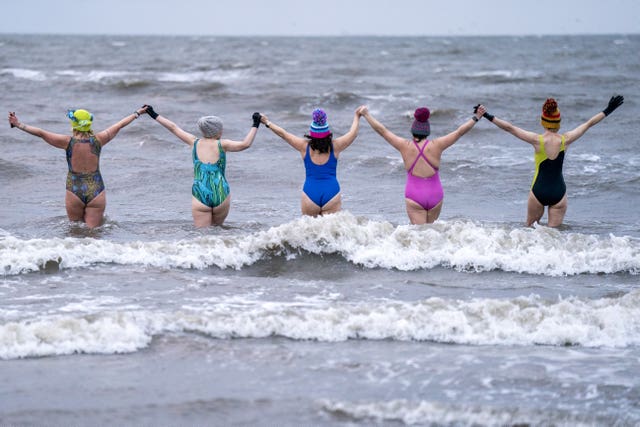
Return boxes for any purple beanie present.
[309,109,331,138]
[411,107,431,137]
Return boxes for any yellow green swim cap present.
[67,109,93,132]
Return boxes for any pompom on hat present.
[197,116,223,138]
[67,109,93,132]
[540,98,561,130]
[411,107,431,137]
[309,108,331,138]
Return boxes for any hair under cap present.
[197,116,223,138]
[411,107,431,137]
[540,98,561,130]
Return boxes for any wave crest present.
[1,212,639,276]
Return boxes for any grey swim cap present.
[197,116,223,138]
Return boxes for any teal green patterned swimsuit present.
[192,139,229,208]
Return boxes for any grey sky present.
[1,0,638,36]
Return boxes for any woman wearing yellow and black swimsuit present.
[481,95,624,227]
[8,107,147,228]
[143,105,261,227]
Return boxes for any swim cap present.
[197,116,223,138]
[309,109,331,138]
[67,109,93,132]
[411,107,431,137]
[540,98,561,130]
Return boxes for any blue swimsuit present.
[192,139,230,208]
[303,143,340,207]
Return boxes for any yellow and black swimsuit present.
[531,135,566,206]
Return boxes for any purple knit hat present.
[411,107,431,137]
[309,108,331,138]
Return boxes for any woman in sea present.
[481,95,623,227]
[8,107,148,228]
[359,104,486,224]
[143,105,261,227]
[259,107,363,216]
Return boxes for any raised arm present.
[95,106,148,146]
[563,95,624,146]
[360,106,406,152]
[481,106,539,146]
[332,106,363,153]
[8,112,69,149]
[221,112,261,152]
[433,105,486,151]
[144,105,197,146]
[261,114,308,153]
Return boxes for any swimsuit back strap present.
[192,138,200,162]
[408,140,436,173]
[560,135,566,151]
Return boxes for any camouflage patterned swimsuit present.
[65,136,104,205]
[191,139,229,208]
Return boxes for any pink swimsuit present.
[404,140,444,210]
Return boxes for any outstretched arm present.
[144,105,197,146]
[221,112,261,152]
[260,114,308,153]
[332,106,364,153]
[434,105,486,151]
[563,95,624,146]
[8,112,69,149]
[360,106,406,151]
[95,106,148,146]
[482,106,538,146]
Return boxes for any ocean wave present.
[1,290,639,359]
[0,68,47,81]
[1,212,639,276]
[318,399,608,426]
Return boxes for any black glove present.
[474,104,494,121]
[602,95,623,117]
[144,104,159,120]
[252,112,261,128]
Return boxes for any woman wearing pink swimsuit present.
[360,104,485,224]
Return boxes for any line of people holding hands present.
[7,94,623,228]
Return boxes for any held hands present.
[474,104,494,121]
[602,95,624,117]
[356,105,369,117]
[143,104,159,120]
[252,112,262,128]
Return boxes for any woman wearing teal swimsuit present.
[259,107,363,216]
[8,107,147,228]
[144,105,260,227]
[481,95,624,227]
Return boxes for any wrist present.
[472,116,479,122]
[133,111,140,118]
[266,121,271,128]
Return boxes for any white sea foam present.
[1,68,46,81]
[318,399,594,426]
[158,70,246,83]
[1,290,639,359]
[1,213,639,276]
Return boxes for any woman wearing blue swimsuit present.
[482,95,624,227]
[260,107,363,216]
[8,107,147,228]
[143,105,261,227]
